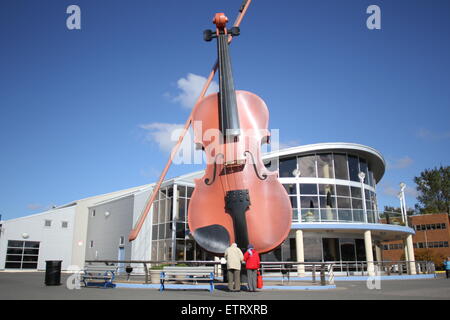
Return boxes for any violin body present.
[188,90,292,254]
[187,12,292,255]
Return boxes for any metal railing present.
[84,259,435,286]
[296,209,409,226]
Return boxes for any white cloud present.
[140,122,185,153]
[417,128,450,141]
[382,184,418,198]
[168,73,219,109]
[386,156,413,170]
[139,122,204,165]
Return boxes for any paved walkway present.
[0,272,449,300]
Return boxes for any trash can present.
[45,260,62,286]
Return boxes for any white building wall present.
[130,187,153,273]
[0,205,76,270]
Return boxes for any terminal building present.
[0,142,418,275]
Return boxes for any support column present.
[364,230,375,276]
[406,234,416,275]
[375,243,382,262]
[295,230,305,276]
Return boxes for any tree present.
[414,165,450,214]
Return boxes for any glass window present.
[279,157,297,177]
[178,185,186,198]
[355,239,367,262]
[185,240,195,260]
[322,238,340,261]
[317,154,334,179]
[7,248,23,255]
[44,220,52,227]
[159,198,166,224]
[283,184,297,195]
[334,154,349,180]
[178,198,186,221]
[303,238,323,262]
[152,201,159,224]
[61,221,68,228]
[359,159,369,184]
[336,185,350,197]
[289,196,298,209]
[8,240,24,248]
[176,223,185,239]
[348,155,360,182]
[187,187,194,198]
[337,197,351,209]
[352,198,363,209]
[24,241,39,248]
[300,196,318,209]
[319,184,335,196]
[298,155,317,178]
[351,186,362,199]
[320,195,336,209]
[176,240,185,261]
[152,225,158,240]
[300,184,318,195]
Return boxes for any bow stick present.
[129,0,253,241]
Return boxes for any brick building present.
[381,213,450,268]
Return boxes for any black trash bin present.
[45,260,62,286]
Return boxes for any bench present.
[160,266,215,292]
[81,265,117,288]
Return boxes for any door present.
[117,247,125,274]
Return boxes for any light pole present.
[397,192,405,224]
[358,172,368,223]
[400,182,408,227]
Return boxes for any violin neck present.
[217,33,240,139]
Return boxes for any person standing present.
[243,244,260,292]
[224,243,244,292]
[444,257,450,279]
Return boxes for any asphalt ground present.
[0,272,449,300]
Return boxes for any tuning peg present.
[203,29,216,42]
[229,27,240,37]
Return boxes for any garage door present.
[5,240,40,269]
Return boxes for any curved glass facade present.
[277,152,379,224]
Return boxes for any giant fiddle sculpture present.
[188,13,292,254]
[129,0,292,256]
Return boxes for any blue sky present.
[0,0,449,220]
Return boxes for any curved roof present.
[262,142,386,183]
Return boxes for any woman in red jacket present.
[243,244,260,292]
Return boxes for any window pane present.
[323,238,339,261]
[320,196,336,208]
[8,241,24,248]
[23,249,39,255]
[348,155,360,182]
[25,241,40,248]
[185,240,195,260]
[176,223,185,239]
[187,187,194,198]
[22,255,38,262]
[359,159,369,184]
[298,155,317,178]
[178,185,186,197]
[283,183,297,195]
[7,248,23,255]
[336,185,350,197]
[351,186,362,199]
[337,197,351,209]
[334,154,349,180]
[21,263,38,269]
[176,240,185,261]
[321,208,337,221]
[289,196,297,209]
[279,157,297,177]
[6,255,22,262]
[5,263,22,269]
[317,154,334,178]
[300,184,318,195]
[319,184,335,196]
[152,201,159,224]
[300,196,318,209]
[178,198,186,221]
[152,225,158,240]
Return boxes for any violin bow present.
[129,0,253,241]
